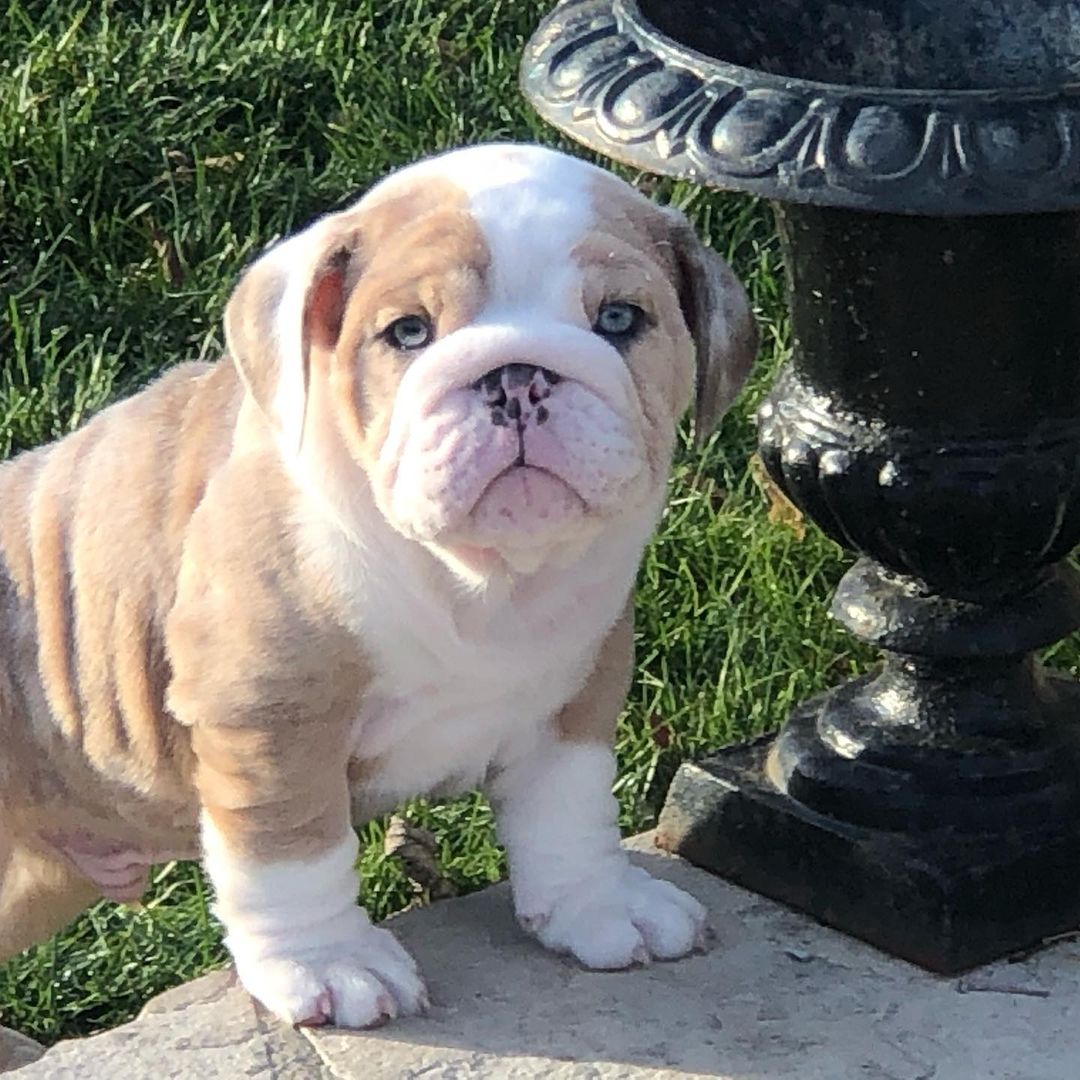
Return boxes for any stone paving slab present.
[0,1027,42,1073]
[11,835,1080,1078]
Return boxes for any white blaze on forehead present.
[365,144,601,316]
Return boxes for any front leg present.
[189,697,428,1027]
[200,803,427,1027]
[166,468,426,1029]
[490,611,707,969]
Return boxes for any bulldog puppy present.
[0,144,756,1027]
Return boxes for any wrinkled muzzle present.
[374,322,654,554]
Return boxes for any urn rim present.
[521,0,1080,215]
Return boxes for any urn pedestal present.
[523,0,1080,970]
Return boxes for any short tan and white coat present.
[0,144,756,1026]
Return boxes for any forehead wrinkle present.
[572,231,675,317]
[367,209,489,273]
[367,270,486,332]
[363,240,486,293]
[572,234,657,276]
[349,208,490,323]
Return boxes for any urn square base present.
[656,738,1080,973]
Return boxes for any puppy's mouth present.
[379,358,650,560]
[466,461,587,540]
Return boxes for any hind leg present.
[0,831,100,962]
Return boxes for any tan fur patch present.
[0,834,99,959]
[166,439,370,862]
[583,176,758,441]
[0,363,237,824]
[0,362,242,955]
[335,203,490,465]
[556,600,635,743]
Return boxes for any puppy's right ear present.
[224,214,359,452]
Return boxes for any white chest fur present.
[354,631,586,813]
[293,486,655,819]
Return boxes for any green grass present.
[0,0,1050,1047]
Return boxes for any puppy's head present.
[225,145,756,577]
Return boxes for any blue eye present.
[594,301,644,338]
[385,314,433,350]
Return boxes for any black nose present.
[474,363,560,427]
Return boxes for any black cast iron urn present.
[522,0,1080,972]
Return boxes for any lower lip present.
[472,465,584,525]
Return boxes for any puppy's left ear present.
[665,209,759,446]
[224,214,359,451]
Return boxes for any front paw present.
[235,925,428,1029]
[521,865,707,970]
